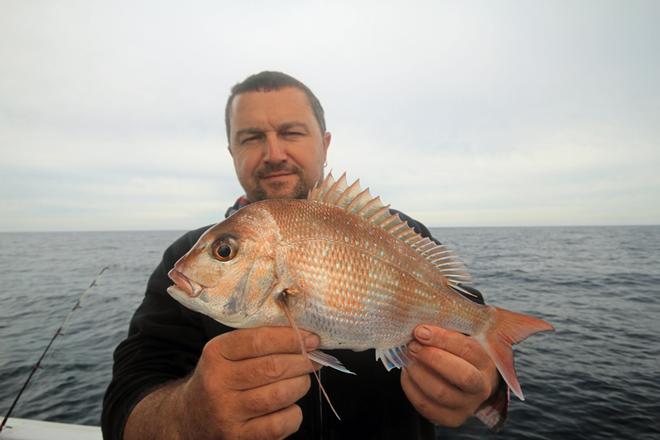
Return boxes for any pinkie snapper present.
[167,172,554,414]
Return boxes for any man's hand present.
[124,327,320,440]
[401,325,500,428]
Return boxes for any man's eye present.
[240,135,260,144]
[283,131,304,137]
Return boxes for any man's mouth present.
[262,172,294,179]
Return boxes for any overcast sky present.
[1,0,658,231]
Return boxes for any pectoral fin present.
[308,350,356,375]
[276,290,342,420]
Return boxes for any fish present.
[167,171,554,402]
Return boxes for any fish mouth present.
[167,284,251,327]
[168,268,206,298]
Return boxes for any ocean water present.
[0,226,658,439]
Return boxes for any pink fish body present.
[168,172,554,400]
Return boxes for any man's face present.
[228,87,331,202]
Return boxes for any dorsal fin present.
[308,172,473,285]
[322,172,348,205]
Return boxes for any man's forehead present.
[230,88,315,129]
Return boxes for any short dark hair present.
[224,71,326,141]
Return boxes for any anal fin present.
[375,345,410,371]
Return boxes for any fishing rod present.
[0,265,110,433]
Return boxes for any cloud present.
[329,124,660,226]
[1,0,658,230]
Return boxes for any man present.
[102,71,507,440]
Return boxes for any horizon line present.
[1,223,659,234]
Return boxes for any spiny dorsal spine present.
[308,171,473,285]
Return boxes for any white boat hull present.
[0,418,101,440]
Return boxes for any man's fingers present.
[400,368,466,427]
[238,375,311,418]
[240,404,304,440]
[226,353,320,390]
[412,325,490,369]
[407,341,487,395]
[212,327,320,361]
[402,361,464,408]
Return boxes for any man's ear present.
[323,132,331,155]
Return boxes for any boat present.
[0,418,101,440]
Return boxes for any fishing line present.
[0,265,110,433]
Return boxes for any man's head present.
[225,71,326,141]
[226,71,331,202]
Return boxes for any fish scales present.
[167,172,554,402]
[267,200,435,348]
[266,199,489,349]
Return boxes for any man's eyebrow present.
[278,122,309,132]
[234,127,263,138]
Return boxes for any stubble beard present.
[251,163,311,201]
[252,177,308,201]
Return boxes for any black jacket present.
[101,209,483,440]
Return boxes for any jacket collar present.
[224,195,251,218]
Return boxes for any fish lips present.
[167,269,217,315]
[166,268,251,324]
[167,284,204,307]
[168,268,205,298]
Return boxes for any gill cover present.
[221,255,278,322]
[192,203,284,326]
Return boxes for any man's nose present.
[263,133,287,163]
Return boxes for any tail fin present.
[473,306,554,400]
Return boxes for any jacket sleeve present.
[391,209,509,430]
[101,228,211,440]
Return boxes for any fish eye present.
[213,237,238,261]
[218,244,232,258]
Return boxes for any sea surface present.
[0,226,658,439]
